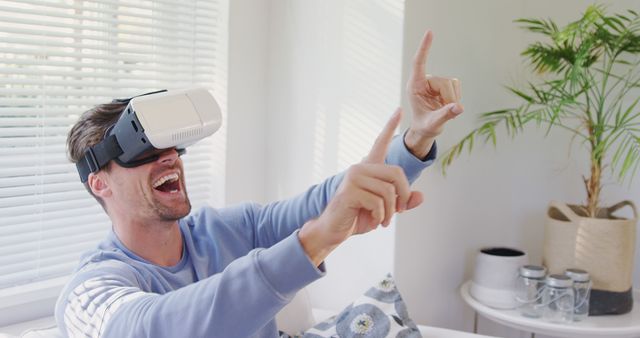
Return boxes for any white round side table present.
[460,280,640,338]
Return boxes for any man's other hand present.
[299,108,423,266]
[405,30,464,159]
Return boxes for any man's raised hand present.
[299,108,423,266]
[403,30,464,160]
[361,108,424,225]
[408,30,463,139]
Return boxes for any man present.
[55,30,463,337]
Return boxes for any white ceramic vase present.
[470,247,529,309]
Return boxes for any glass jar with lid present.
[565,268,591,321]
[516,265,547,318]
[543,274,574,323]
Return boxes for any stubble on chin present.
[158,200,192,221]
[152,190,192,221]
[140,185,192,223]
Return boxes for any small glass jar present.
[543,274,574,323]
[565,268,591,321]
[516,265,547,318]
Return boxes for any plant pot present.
[470,247,529,309]
[543,200,638,315]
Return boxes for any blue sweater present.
[55,135,435,338]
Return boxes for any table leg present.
[473,311,478,334]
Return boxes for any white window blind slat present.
[2,155,69,168]
[0,164,73,177]
[0,17,218,45]
[0,263,78,288]
[2,57,217,76]
[0,117,75,126]
[0,10,211,37]
[1,0,218,16]
[1,204,106,227]
[0,0,227,303]
[0,241,99,267]
[0,36,216,58]
[0,214,109,237]
[0,136,68,148]
[0,181,82,198]
[0,108,85,116]
[0,0,218,26]
[0,27,217,51]
[3,87,217,99]
[0,172,73,187]
[0,5,218,27]
[0,231,108,258]
[0,47,217,67]
[0,199,100,219]
[0,70,213,84]
[87,0,218,13]
[0,127,69,137]
[0,147,67,158]
[0,223,109,248]
[1,253,90,278]
[0,190,98,209]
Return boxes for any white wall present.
[265,0,405,312]
[396,1,640,337]
[224,0,640,335]
[225,0,406,312]
[225,0,269,205]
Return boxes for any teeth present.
[153,173,179,188]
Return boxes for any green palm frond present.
[611,130,640,183]
[441,4,640,196]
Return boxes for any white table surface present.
[460,280,640,338]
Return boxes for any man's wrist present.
[298,219,338,267]
[404,128,436,160]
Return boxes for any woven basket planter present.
[543,200,637,315]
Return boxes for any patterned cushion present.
[284,274,422,338]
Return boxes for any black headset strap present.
[76,134,123,183]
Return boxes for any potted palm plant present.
[442,5,640,315]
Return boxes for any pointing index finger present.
[412,30,433,79]
[365,108,403,164]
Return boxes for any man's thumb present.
[405,191,423,211]
[438,103,464,122]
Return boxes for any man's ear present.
[87,172,112,198]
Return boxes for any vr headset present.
[76,87,222,183]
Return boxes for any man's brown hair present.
[67,102,128,209]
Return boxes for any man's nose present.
[157,148,179,164]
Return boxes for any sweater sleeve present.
[247,134,437,248]
[55,231,324,338]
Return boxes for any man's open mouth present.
[152,172,181,193]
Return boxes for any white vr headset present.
[76,87,222,183]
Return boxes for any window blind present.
[0,0,227,306]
